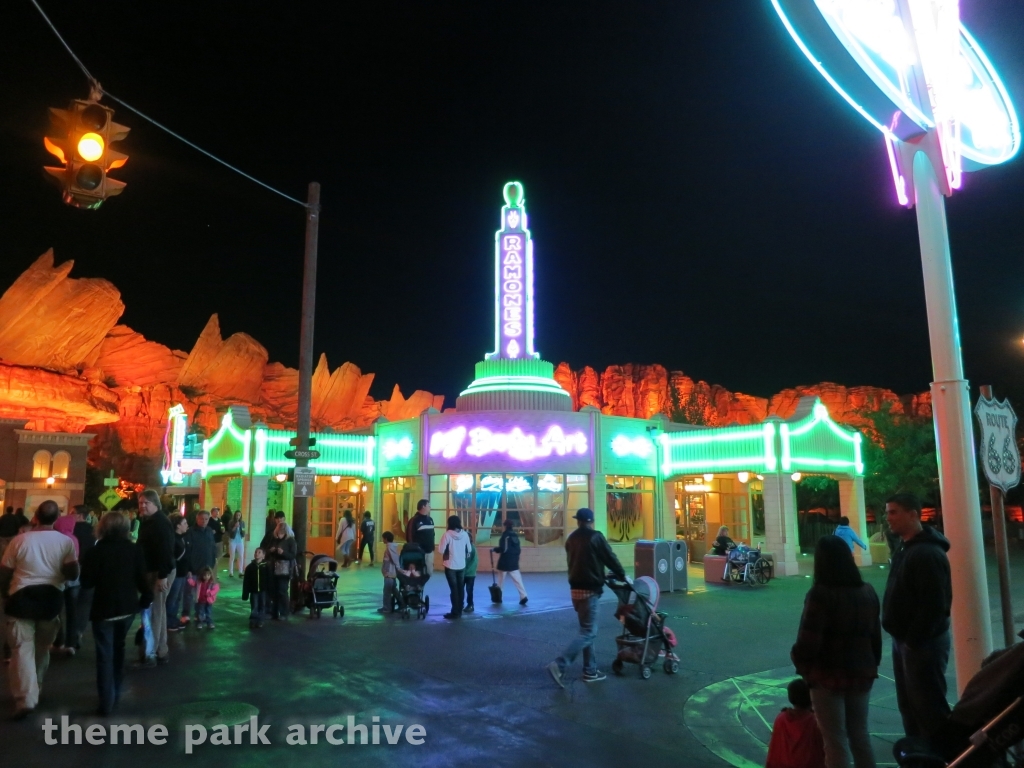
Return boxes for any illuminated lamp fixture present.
[756,474,764,481]
[46,476,56,487]
[361,484,368,493]
[275,473,287,482]
[330,475,342,484]
[702,473,714,482]
[737,472,750,484]
[791,472,802,482]
[349,480,361,494]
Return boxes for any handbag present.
[488,551,502,603]
[273,559,291,576]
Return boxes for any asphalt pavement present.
[2,546,1023,768]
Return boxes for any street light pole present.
[293,181,320,559]
[912,150,992,686]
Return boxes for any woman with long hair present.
[437,515,473,620]
[226,511,246,577]
[79,512,153,716]
[335,509,356,568]
[265,522,296,620]
[492,519,528,605]
[791,535,881,768]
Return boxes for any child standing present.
[378,532,401,613]
[242,548,268,628]
[189,567,220,629]
[463,542,478,614]
[765,679,826,768]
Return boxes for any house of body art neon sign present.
[429,425,588,461]
[487,181,538,361]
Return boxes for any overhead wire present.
[27,0,308,208]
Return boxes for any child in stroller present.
[606,575,679,680]
[396,544,431,620]
[895,630,1024,768]
[301,553,344,619]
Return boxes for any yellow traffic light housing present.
[44,100,129,210]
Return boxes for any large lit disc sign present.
[771,0,1019,167]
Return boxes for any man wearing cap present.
[547,508,626,686]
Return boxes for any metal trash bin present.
[634,540,671,593]
[669,540,687,592]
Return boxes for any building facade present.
[176,183,869,573]
[0,418,93,514]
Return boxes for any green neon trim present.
[662,429,764,447]
[204,460,248,476]
[202,411,250,477]
[459,383,571,396]
[788,457,859,468]
[665,457,769,471]
[763,422,777,472]
[464,375,567,389]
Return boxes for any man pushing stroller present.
[547,508,626,686]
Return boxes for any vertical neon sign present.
[487,181,538,361]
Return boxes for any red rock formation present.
[555,363,928,429]
[0,362,119,431]
[176,315,268,403]
[87,325,187,387]
[0,251,123,371]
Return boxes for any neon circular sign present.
[771,0,1019,171]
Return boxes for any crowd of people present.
[0,495,297,718]
[1,488,960,766]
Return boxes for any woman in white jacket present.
[438,515,473,620]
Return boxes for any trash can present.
[634,540,671,593]
[669,540,687,592]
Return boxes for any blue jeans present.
[892,632,952,739]
[140,607,155,659]
[196,604,213,626]
[93,616,134,714]
[558,594,600,675]
[249,593,267,622]
[166,576,187,627]
[444,568,465,616]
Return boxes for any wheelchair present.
[722,544,773,585]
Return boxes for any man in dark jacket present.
[136,490,175,664]
[407,500,436,576]
[182,511,217,621]
[882,492,953,741]
[548,508,626,686]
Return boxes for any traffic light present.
[43,100,129,210]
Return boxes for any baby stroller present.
[301,553,344,619]
[606,576,679,680]
[723,544,772,585]
[895,631,1024,768]
[396,544,430,620]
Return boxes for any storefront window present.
[428,474,587,547]
[382,476,417,541]
[673,480,707,552]
[605,476,654,543]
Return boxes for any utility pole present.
[293,182,320,559]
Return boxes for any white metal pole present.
[911,149,993,690]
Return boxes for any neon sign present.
[382,437,414,461]
[487,182,538,361]
[429,425,588,462]
[611,435,654,459]
[160,404,187,485]
[771,0,1019,204]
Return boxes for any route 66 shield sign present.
[974,395,1021,492]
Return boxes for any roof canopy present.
[659,397,863,479]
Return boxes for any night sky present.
[2,2,1023,408]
